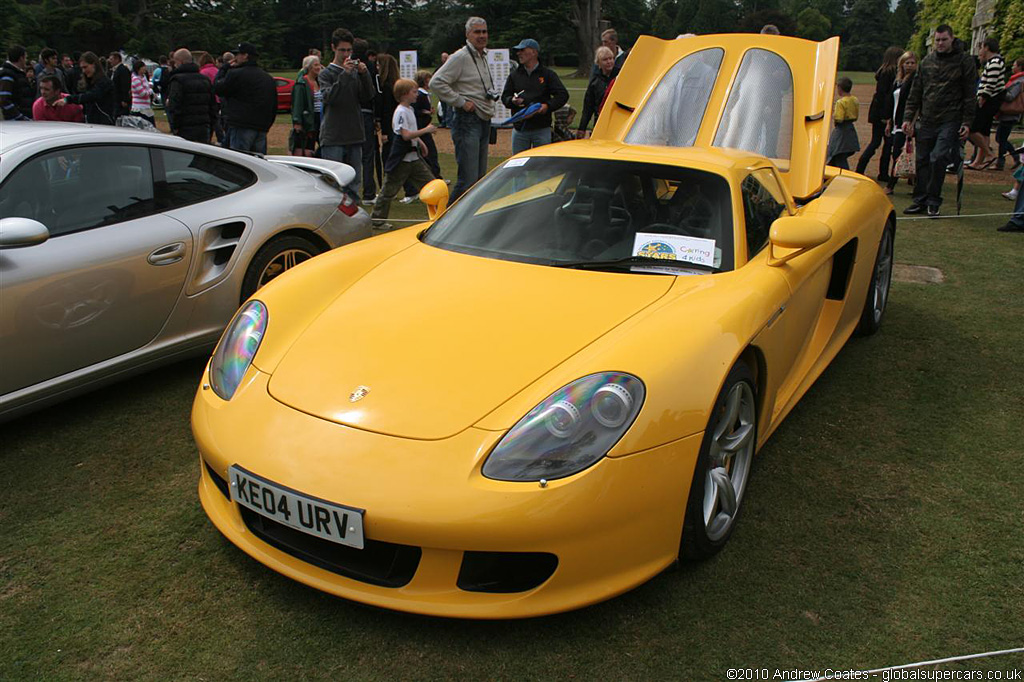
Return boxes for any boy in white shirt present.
[371,78,438,228]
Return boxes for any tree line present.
[3,0,1022,75]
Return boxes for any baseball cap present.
[512,39,540,52]
[237,42,259,56]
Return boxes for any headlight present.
[209,300,267,401]
[482,372,645,482]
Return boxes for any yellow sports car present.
[193,34,894,618]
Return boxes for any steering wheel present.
[644,222,704,238]
[671,192,718,236]
[557,202,632,231]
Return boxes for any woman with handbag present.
[290,55,322,157]
[886,51,918,195]
[994,57,1023,171]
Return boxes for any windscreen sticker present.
[632,233,716,267]
[505,158,529,168]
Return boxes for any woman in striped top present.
[130,59,154,123]
[965,37,1005,170]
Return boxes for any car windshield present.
[422,157,734,274]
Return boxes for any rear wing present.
[264,156,356,191]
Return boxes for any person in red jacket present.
[32,74,84,122]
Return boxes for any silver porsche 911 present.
[0,122,372,420]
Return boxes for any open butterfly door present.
[592,34,840,201]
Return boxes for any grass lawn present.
[1,168,1022,679]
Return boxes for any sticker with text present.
[504,158,529,167]
[632,232,716,267]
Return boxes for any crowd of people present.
[826,25,1024,231]
[3,21,1021,231]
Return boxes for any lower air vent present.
[457,551,558,593]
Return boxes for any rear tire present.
[680,361,758,561]
[240,235,320,303]
[855,219,895,336]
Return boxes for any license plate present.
[228,465,365,549]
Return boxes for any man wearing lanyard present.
[430,17,496,202]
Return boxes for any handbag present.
[999,84,1024,115]
[894,139,915,178]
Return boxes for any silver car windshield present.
[422,157,734,273]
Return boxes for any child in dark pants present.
[827,77,860,170]
[371,78,438,229]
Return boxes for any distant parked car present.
[0,122,371,421]
[274,77,295,112]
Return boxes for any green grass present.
[1,177,1022,680]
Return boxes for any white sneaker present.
[1003,189,1018,201]
[362,196,376,205]
[399,196,418,204]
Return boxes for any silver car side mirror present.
[0,217,50,249]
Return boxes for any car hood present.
[267,242,673,440]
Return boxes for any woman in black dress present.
[856,46,902,181]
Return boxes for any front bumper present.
[193,366,702,618]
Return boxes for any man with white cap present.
[500,38,568,154]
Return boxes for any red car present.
[274,77,294,112]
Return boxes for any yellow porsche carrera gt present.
[193,34,894,618]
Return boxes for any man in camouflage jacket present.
[901,24,977,217]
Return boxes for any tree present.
[739,8,797,35]
[888,0,915,49]
[796,7,831,42]
[841,0,892,70]
[568,0,602,76]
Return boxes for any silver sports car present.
[0,122,371,420]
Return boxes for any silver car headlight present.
[482,372,645,482]
[209,301,268,401]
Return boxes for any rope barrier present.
[806,646,1024,681]
[896,210,1021,222]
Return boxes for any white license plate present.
[228,465,365,549]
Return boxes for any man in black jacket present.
[214,42,277,154]
[108,51,131,119]
[166,49,217,143]
[1,46,34,120]
[500,39,569,154]
[901,25,977,217]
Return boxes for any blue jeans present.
[450,110,490,202]
[912,122,959,208]
[227,127,267,154]
[321,144,364,200]
[1010,181,1024,229]
[511,127,552,154]
[360,111,379,199]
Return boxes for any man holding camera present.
[430,17,496,202]
[320,28,375,200]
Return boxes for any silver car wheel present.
[703,380,756,542]
[871,225,893,324]
[257,248,313,289]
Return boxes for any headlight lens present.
[482,372,645,482]
[209,300,267,401]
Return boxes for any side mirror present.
[419,179,449,221]
[767,216,831,266]
[0,217,50,249]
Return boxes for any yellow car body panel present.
[196,367,701,619]
[193,34,895,617]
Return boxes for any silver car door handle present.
[148,242,186,266]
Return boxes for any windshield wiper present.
[550,255,718,273]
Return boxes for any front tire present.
[680,361,758,561]
[240,235,320,303]
[856,219,895,336]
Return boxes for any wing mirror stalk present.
[767,216,831,266]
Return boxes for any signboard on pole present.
[399,50,418,81]
[486,48,512,125]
